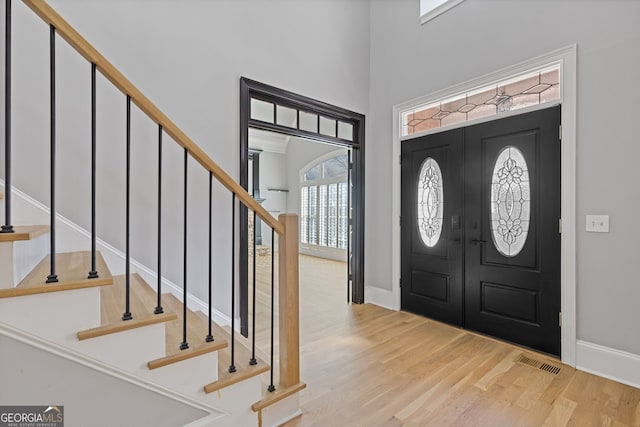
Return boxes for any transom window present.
[300,152,350,250]
[400,65,560,137]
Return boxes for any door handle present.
[470,239,487,245]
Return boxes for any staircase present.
[0,1,304,426]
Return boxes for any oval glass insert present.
[490,146,531,257]
[417,157,443,247]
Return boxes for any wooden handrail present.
[22,0,284,235]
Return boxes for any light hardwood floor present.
[249,254,640,426]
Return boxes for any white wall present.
[0,335,209,427]
[1,0,370,319]
[368,0,640,355]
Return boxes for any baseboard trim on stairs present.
[0,320,229,417]
[0,181,230,326]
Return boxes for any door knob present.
[470,239,487,245]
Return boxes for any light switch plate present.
[586,215,609,232]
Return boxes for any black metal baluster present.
[228,193,237,373]
[122,96,132,321]
[206,171,214,342]
[87,63,99,279]
[46,25,58,283]
[1,0,13,234]
[249,209,257,365]
[180,149,189,350]
[154,125,164,315]
[268,227,276,392]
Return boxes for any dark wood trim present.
[239,78,366,335]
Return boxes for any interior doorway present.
[401,107,561,356]
[239,78,365,336]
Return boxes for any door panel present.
[465,107,561,355]
[401,129,464,326]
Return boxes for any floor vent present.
[540,362,562,376]
[515,354,561,376]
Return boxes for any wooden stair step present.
[0,225,49,243]
[162,293,228,357]
[78,274,176,340]
[199,311,270,394]
[78,311,177,340]
[0,250,112,298]
[148,340,227,370]
[251,382,307,412]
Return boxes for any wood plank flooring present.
[248,254,640,427]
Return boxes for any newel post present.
[278,213,300,387]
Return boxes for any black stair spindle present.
[249,209,257,365]
[228,193,237,373]
[1,0,14,234]
[180,149,189,350]
[122,96,132,321]
[46,25,58,283]
[154,125,164,315]
[205,171,214,342]
[268,227,276,393]
[87,63,99,279]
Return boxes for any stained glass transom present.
[401,66,560,136]
[490,146,530,257]
[417,157,443,247]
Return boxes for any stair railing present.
[4,0,303,396]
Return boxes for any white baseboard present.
[576,340,640,389]
[364,285,397,311]
[0,181,230,326]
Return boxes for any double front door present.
[401,107,561,356]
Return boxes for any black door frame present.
[239,77,366,336]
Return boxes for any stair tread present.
[0,250,112,298]
[78,311,177,340]
[163,293,228,356]
[148,340,228,370]
[198,311,270,394]
[0,225,50,243]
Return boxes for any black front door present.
[401,107,561,356]
[401,128,464,326]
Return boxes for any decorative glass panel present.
[250,98,274,123]
[401,65,560,137]
[417,157,443,247]
[490,146,530,257]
